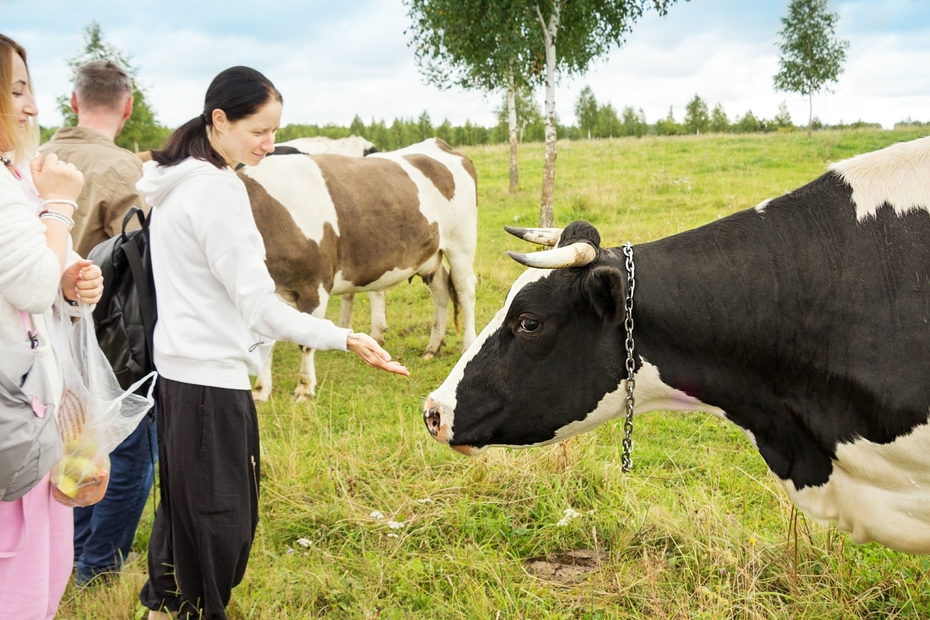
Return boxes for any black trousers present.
[139,377,260,620]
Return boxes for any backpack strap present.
[121,208,156,368]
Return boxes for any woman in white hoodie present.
[137,66,408,620]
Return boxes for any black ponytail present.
[152,66,282,169]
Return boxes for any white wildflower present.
[387,533,399,539]
[370,510,385,520]
[556,508,582,527]
[296,537,312,548]
[416,498,434,504]
[387,520,406,529]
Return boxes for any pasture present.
[61,128,930,619]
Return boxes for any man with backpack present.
[39,59,156,588]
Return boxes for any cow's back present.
[368,138,478,256]
[241,153,443,293]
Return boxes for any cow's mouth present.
[451,444,486,457]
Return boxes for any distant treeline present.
[274,90,926,151]
[39,91,929,154]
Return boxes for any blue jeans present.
[74,411,157,586]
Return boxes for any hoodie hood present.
[137,158,233,207]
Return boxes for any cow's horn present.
[507,242,597,269]
[504,226,563,247]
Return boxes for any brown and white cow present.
[274,135,382,341]
[242,138,478,401]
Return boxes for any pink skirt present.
[0,472,74,619]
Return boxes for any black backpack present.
[87,207,157,392]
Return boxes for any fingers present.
[29,153,43,177]
[74,264,104,304]
[32,152,84,201]
[363,350,409,376]
[347,332,410,377]
[78,262,101,280]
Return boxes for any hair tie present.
[200,112,210,125]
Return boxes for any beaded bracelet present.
[40,198,79,212]
[39,209,75,231]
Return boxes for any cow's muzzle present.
[423,398,484,456]
[423,397,449,443]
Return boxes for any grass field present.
[60,128,930,619]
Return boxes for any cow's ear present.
[582,265,625,322]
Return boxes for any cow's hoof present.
[422,351,437,361]
[252,389,270,403]
[293,391,314,403]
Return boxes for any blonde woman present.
[0,34,103,619]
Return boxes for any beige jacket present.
[39,127,148,257]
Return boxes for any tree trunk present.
[508,74,519,193]
[536,1,560,228]
[807,93,814,138]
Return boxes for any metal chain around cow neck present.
[621,242,636,472]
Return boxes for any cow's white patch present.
[778,420,930,554]
[536,360,726,447]
[830,135,930,221]
[276,136,375,157]
[332,266,423,295]
[427,268,553,442]
[753,198,771,214]
[242,156,339,240]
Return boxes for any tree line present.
[269,86,899,153]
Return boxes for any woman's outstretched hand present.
[346,332,410,377]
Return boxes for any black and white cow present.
[424,136,930,554]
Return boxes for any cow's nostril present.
[424,408,441,437]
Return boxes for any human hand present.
[61,260,103,305]
[346,332,410,377]
[30,153,84,204]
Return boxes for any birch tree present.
[530,0,679,225]
[408,0,681,222]
[774,0,848,137]
[405,0,534,193]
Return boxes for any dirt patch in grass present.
[523,549,609,584]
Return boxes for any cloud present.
[4,0,929,131]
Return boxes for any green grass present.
[60,128,930,619]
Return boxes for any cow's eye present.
[517,317,540,333]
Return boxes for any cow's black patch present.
[636,172,930,488]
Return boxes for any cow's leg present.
[338,294,355,329]
[295,345,317,402]
[423,261,451,360]
[445,251,478,351]
[251,341,276,402]
[294,289,331,402]
[368,291,387,345]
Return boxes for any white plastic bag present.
[50,302,156,507]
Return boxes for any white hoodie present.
[137,157,349,390]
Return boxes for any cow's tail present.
[448,260,460,337]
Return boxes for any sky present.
[2,0,928,131]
